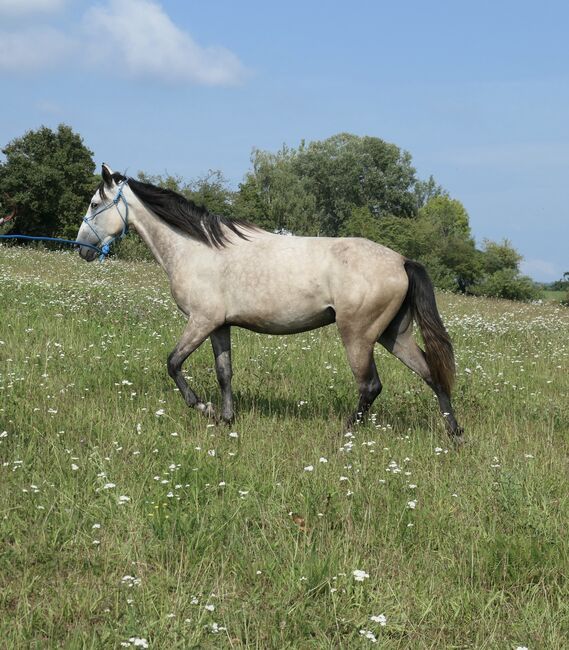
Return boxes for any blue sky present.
[0,0,567,281]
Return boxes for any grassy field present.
[1,246,568,649]
[541,290,566,304]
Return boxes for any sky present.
[0,0,567,281]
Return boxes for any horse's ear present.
[101,163,114,187]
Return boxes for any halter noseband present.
[82,180,130,260]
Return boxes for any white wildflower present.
[359,629,377,643]
[370,614,387,626]
[352,569,369,582]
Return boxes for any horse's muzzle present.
[78,245,98,262]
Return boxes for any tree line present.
[0,124,560,303]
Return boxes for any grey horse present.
[76,164,463,444]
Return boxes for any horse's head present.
[76,163,129,261]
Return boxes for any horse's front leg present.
[167,318,218,420]
[210,325,234,424]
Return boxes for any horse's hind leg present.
[210,325,234,424]
[379,325,463,444]
[168,317,219,419]
[338,327,382,427]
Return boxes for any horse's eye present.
[90,201,99,210]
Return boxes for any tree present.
[292,133,418,235]
[339,205,383,241]
[235,134,419,236]
[550,272,569,292]
[414,196,481,292]
[185,170,235,217]
[481,239,522,274]
[418,196,471,239]
[413,175,445,209]
[0,124,96,239]
[234,147,319,234]
[138,169,235,217]
[474,238,538,301]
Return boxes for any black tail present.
[404,260,455,395]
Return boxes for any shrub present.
[113,232,155,262]
[474,268,540,302]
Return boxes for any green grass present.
[541,290,566,304]
[1,246,568,649]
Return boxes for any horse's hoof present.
[451,433,465,448]
[197,401,219,423]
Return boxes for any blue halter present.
[82,181,130,260]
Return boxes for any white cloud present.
[84,0,247,86]
[0,0,246,85]
[0,26,73,71]
[0,0,65,15]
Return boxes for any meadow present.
[1,246,568,649]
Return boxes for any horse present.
[76,164,463,444]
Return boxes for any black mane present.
[98,172,255,247]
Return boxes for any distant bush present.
[113,232,155,262]
[473,268,540,302]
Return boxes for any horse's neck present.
[129,203,198,277]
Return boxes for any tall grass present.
[1,247,568,648]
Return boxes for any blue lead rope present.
[0,233,107,260]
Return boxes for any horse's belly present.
[228,306,336,335]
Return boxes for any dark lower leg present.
[380,332,463,443]
[167,326,214,418]
[346,356,382,427]
[432,385,464,444]
[211,326,234,423]
[168,350,201,407]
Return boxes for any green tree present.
[0,124,96,238]
[414,196,481,292]
[550,272,569,292]
[235,134,419,236]
[413,175,445,209]
[138,169,235,217]
[339,205,383,241]
[137,171,185,193]
[481,239,522,274]
[234,147,319,234]
[474,238,539,301]
[292,133,418,235]
[185,170,235,217]
[418,195,471,239]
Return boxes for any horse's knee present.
[167,351,179,378]
[362,375,382,402]
[370,375,382,399]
